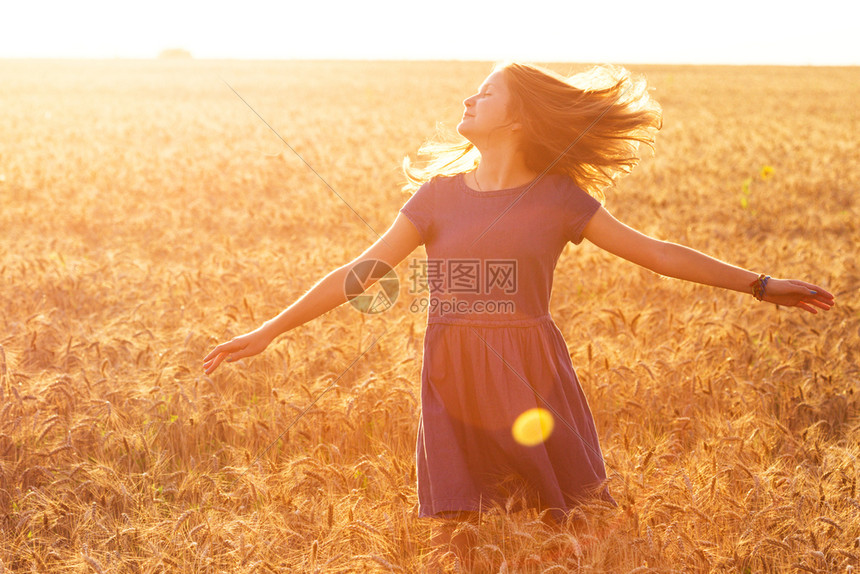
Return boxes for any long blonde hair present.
[402,61,663,203]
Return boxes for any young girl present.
[203,61,835,567]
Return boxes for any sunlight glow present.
[1,1,857,64]
[513,408,555,446]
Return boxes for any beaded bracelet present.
[749,273,771,301]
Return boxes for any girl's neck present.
[471,151,537,191]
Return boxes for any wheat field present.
[0,59,858,572]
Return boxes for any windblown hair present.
[402,61,663,203]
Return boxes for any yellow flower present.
[760,165,775,181]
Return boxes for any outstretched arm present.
[581,207,835,313]
[203,211,423,374]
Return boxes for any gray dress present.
[399,171,616,523]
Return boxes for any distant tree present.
[158,48,192,59]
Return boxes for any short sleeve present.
[560,177,601,245]
[399,178,436,245]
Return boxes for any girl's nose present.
[463,94,476,107]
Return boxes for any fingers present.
[784,279,836,312]
[809,296,834,311]
[807,289,836,307]
[203,342,230,363]
[203,352,238,375]
[202,353,226,375]
[791,280,835,302]
[801,286,835,311]
[203,339,247,374]
[796,301,818,314]
[816,293,836,308]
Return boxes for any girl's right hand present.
[203,325,275,375]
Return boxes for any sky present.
[1,0,858,65]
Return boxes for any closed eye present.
[479,82,494,96]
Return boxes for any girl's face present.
[457,69,520,145]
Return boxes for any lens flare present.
[512,407,555,446]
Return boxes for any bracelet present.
[749,273,770,301]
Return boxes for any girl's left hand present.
[761,278,835,314]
